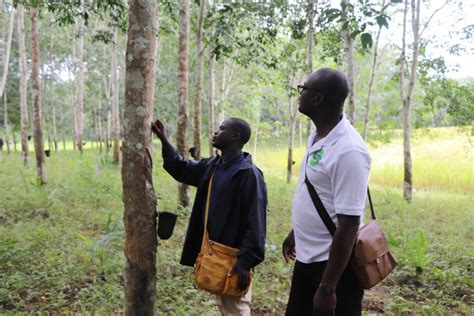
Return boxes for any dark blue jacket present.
[163,150,267,270]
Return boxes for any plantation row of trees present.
[0,0,472,313]
[1,0,472,199]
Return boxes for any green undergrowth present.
[0,130,473,314]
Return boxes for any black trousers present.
[286,260,363,316]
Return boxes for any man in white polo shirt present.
[282,68,370,316]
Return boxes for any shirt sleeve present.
[331,150,371,216]
[237,168,267,270]
[162,147,212,187]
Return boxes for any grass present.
[0,127,473,314]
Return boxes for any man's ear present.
[232,133,241,141]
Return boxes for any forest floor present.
[0,127,473,314]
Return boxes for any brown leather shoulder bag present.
[304,171,397,289]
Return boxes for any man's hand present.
[313,289,336,316]
[151,119,167,141]
[229,261,250,291]
[282,230,296,263]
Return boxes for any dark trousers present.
[286,260,363,316]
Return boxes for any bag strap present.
[303,153,376,237]
[201,172,214,247]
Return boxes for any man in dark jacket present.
[152,117,267,315]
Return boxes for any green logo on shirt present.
[309,148,324,167]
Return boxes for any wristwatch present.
[319,283,335,296]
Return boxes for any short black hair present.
[311,68,349,111]
[228,118,251,145]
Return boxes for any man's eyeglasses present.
[297,84,322,95]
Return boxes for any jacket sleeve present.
[162,147,212,187]
[237,168,267,270]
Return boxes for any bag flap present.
[208,239,239,257]
[353,220,390,266]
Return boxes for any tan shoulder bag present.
[194,173,252,297]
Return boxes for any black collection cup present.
[157,211,177,240]
[44,149,51,157]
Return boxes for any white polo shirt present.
[292,114,371,263]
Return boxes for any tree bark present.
[177,0,190,207]
[106,109,111,156]
[0,7,14,98]
[74,9,84,154]
[97,97,103,154]
[341,0,356,124]
[287,97,297,183]
[362,21,384,140]
[17,4,29,165]
[30,8,46,185]
[112,27,121,163]
[122,0,158,314]
[53,105,58,152]
[208,54,215,156]
[363,0,389,141]
[3,92,10,153]
[192,0,206,160]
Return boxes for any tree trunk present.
[287,121,296,183]
[341,0,356,124]
[30,8,46,185]
[106,109,111,156]
[47,117,52,151]
[306,0,315,74]
[13,130,17,152]
[3,92,10,153]
[363,0,386,140]
[192,0,206,160]
[17,4,29,165]
[53,106,58,152]
[208,54,215,156]
[122,1,158,314]
[97,98,103,154]
[287,98,297,183]
[74,11,84,154]
[112,27,121,163]
[252,103,261,161]
[177,0,190,207]
[0,7,14,98]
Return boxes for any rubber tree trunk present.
[177,0,190,207]
[30,8,46,185]
[305,1,316,138]
[208,54,215,157]
[192,0,206,160]
[0,7,14,98]
[287,98,297,183]
[112,27,121,163]
[97,98,103,154]
[3,92,10,153]
[53,106,58,152]
[341,0,356,124]
[75,10,84,154]
[363,0,387,140]
[122,0,158,314]
[17,4,29,165]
